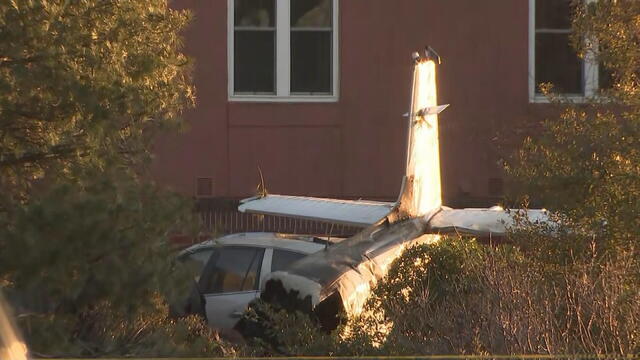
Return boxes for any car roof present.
[181,232,326,255]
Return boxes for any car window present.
[181,249,214,281]
[199,247,264,294]
[271,249,306,272]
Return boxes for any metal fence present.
[196,198,362,238]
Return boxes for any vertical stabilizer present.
[394,51,448,219]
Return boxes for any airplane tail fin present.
[240,50,448,227]
[393,50,448,219]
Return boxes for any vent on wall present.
[196,177,213,197]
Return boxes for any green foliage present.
[240,300,338,357]
[0,167,216,356]
[0,1,210,356]
[572,0,640,104]
[0,167,190,313]
[343,237,494,355]
[73,296,236,357]
[376,237,486,308]
[507,105,640,255]
[0,0,194,199]
[342,237,640,355]
[19,294,237,357]
[506,0,640,257]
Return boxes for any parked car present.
[177,232,330,329]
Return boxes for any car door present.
[198,246,265,329]
[172,249,215,317]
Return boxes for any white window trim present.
[528,0,599,103]
[227,0,340,103]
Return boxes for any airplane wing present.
[238,195,396,227]
[429,207,552,237]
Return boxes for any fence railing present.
[195,197,362,238]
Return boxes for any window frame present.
[228,0,339,103]
[528,0,599,103]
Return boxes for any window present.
[199,247,264,294]
[271,249,306,272]
[529,0,605,101]
[179,249,214,281]
[229,0,338,101]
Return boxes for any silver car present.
[178,233,328,329]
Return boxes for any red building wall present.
[153,0,544,206]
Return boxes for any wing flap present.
[238,195,395,227]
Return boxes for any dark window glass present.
[234,31,275,93]
[535,0,572,29]
[271,249,306,272]
[234,0,275,94]
[235,0,275,27]
[291,0,332,28]
[291,31,332,93]
[179,249,214,281]
[290,0,332,94]
[535,33,583,94]
[199,247,264,294]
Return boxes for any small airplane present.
[236,47,551,330]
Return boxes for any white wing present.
[429,207,552,236]
[238,195,395,227]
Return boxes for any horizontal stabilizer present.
[238,195,395,227]
[403,104,449,118]
[429,207,552,237]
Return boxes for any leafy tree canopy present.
[0,166,201,356]
[507,0,640,255]
[0,1,208,356]
[0,0,194,200]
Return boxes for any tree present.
[507,0,640,256]
[0,166,205,356]
[0,0,194,200]
[0,1,214,356]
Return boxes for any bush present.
[238,300,338,357]
[19,294,236,358]
[342,236,640,355]
[0,167,234,357]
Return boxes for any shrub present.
[0,167,233,357]
[342,236,640,355]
